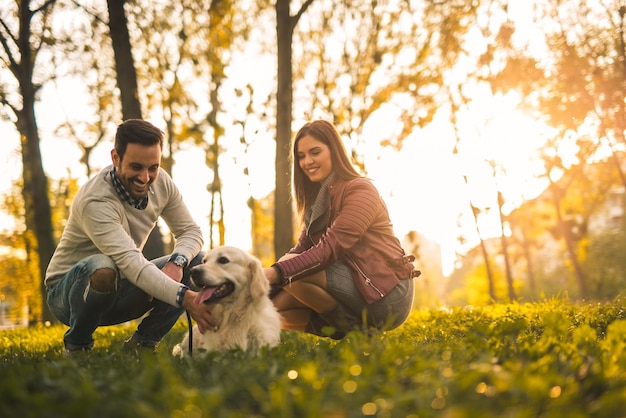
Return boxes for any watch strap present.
[168,253,189,268]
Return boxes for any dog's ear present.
[248,257,269,300]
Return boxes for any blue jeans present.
[46,252,204,351]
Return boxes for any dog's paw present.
[172,343,184,357]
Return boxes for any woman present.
[264,120,419,339]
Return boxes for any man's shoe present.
[123,335,158,354]
[62,347,91,358]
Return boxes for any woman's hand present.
[265,254,298,285]
[264,267,279,285]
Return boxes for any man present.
[45,119,213,355]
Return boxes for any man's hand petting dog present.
[182,290,217,334]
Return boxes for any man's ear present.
[111,149,120,166]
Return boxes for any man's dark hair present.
[114,119,164,161]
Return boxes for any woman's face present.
[296,134,333,183]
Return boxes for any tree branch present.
[0,18,19,74]
[31,0,57,15]
[68,0,108,25]
[292,0,315,28]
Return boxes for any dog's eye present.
[217,256,229,264]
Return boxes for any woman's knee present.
[271,290,305,310]
[283,280,338,313]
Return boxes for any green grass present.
[2,299,626,417]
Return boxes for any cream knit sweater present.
[45,165,204,307]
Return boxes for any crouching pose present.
[264,120,419,339]
[45,119,215,355]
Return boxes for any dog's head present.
[190,246,268,306]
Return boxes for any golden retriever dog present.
[172,246,281,357]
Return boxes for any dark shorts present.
[307,260,414,337]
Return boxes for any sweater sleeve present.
[78,199,182,306]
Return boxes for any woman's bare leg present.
[282,270,338,313]
[271,290,311,331]
[275,254,339,313]
[271,269,342,328]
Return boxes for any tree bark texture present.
[107,0,165,259]
[16,1,56,322]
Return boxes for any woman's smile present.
[297,135,332,183]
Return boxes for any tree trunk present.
[470,201,497,303]
[275,0,296,258]
[498,191,516,301]
[274,0,314,257]
[520,227,536,294]
[207,80,225,248]
[107,0,165,259]
[107,0,141,120]
[552,186,587,299]
[13,1,56,323]
[17,107,56,324]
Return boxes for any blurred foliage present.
[0,177,80,325]
[447,154,626,306]
[3,0,626,321]
[583,223,626,300]
[2,299,626,417]
[249,193,275,266]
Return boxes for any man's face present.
[111,143,161,200]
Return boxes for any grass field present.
[2,299,626,417]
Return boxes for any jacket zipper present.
[348,255,384,298]
[296,263,321,277]
[283,262,321,286]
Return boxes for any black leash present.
[185,310,193,357]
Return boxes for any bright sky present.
[0,0,557,275]
[0,90,550,276]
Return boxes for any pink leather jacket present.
[273,177,416,304]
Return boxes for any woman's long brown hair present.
[291,120,362,222]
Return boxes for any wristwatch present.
[168,253,188,268]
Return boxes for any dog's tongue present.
[194,287,216,304]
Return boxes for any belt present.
[388,254,421,278]
[387,254,416,266]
